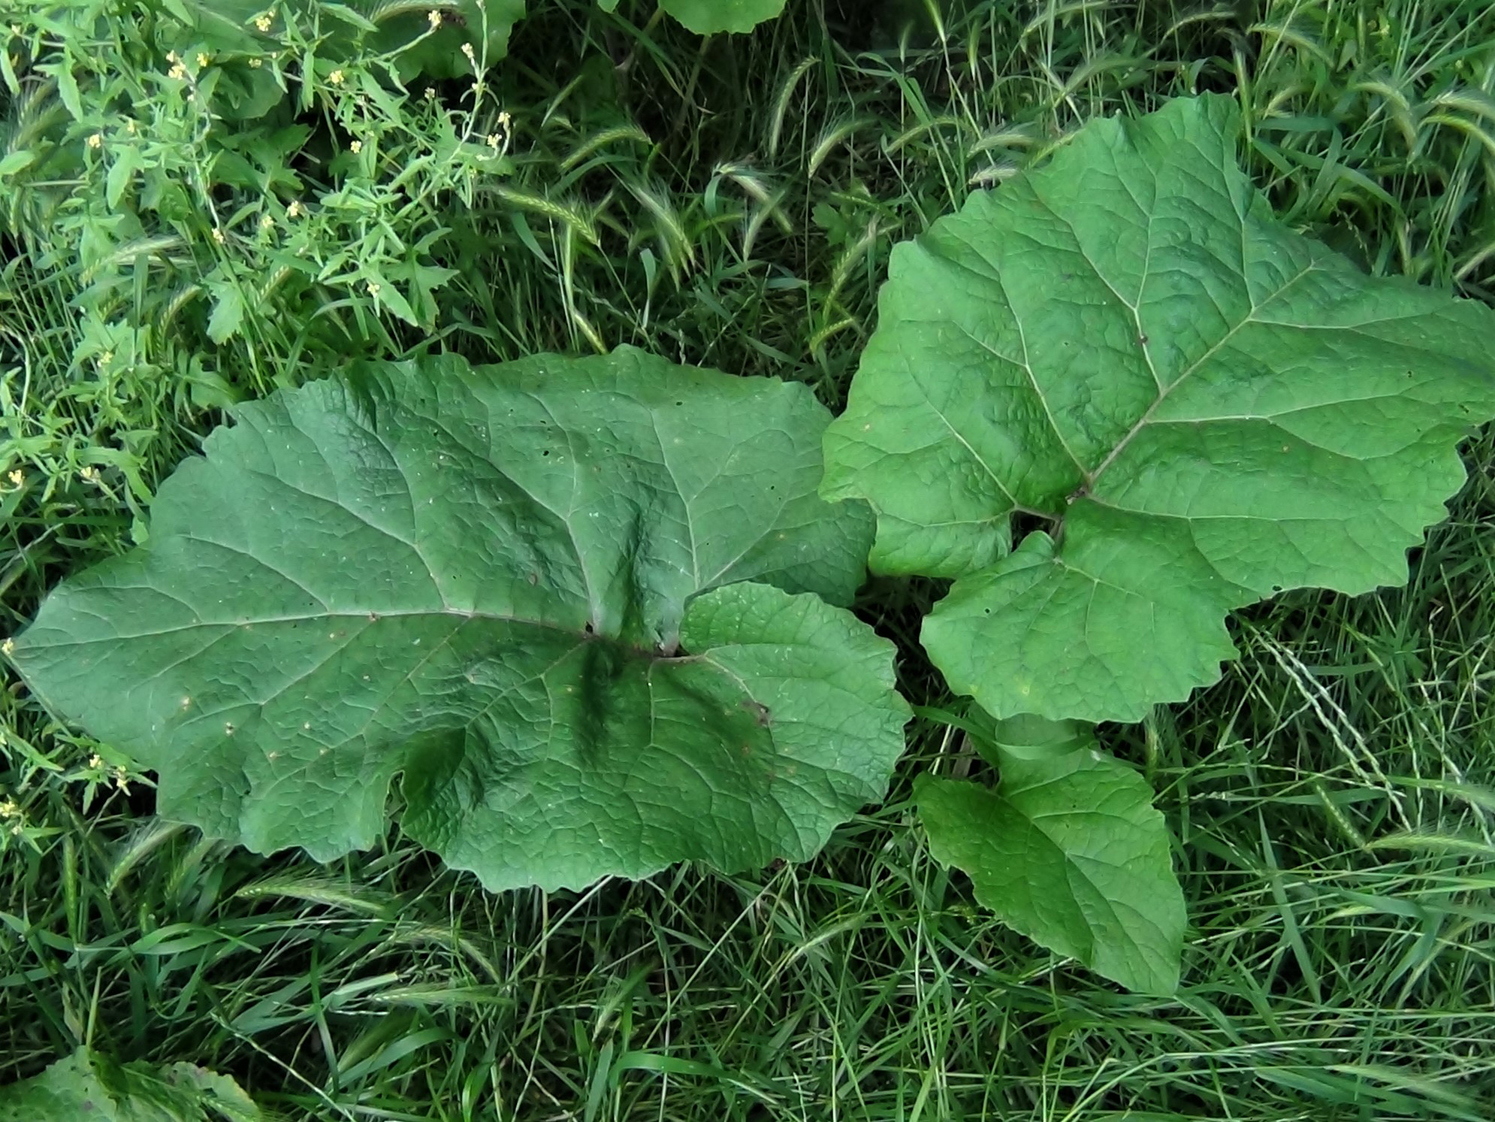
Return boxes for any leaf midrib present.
[23,605,674,661]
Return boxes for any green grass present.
[4,0,1495,1118]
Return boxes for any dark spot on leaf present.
[741,699,772,727]
[583,621,594,634]
[1137,334,1148,345]
[542,450,550,456]
[368,612,380,621]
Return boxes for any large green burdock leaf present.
[0,1048,260,1122]
[821,94,1495,724]
[658,0,788,34]
[915,737,1185,994]
[372,0,529,80]
[596,0,786,34]
[9,349,908,891]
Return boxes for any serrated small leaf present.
[10,350,904,891]
[367,275,418,325]
[1,45,19,96]
[916,747,1185,994]
[106,147,141,208]
[53,54,83,120]
[0,149,35,177]
[822,94,1495,724]
[320,2,380,31]
[205,281,245,344]
[659,0,788,34]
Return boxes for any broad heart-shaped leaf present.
[915,743,1185,994]
[10,349,909,892]
[374,0,529,81]
[0,1047,261,1122]
[656,0,788,33]
[821,93,1495,724]
[596,0,786,34]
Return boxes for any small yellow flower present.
[486,133,500,149]
[249,57,263,69]
[0,639,14,658]
[255,13,273,32]
[211,227,226,244]
[461,41,475,64]
[423,86,436,101]
[88,754,105,770]
[79,466,101,484]
[6,469,22,488]
[287,200,304,218]
[169,62,187,80]
[126,118,137,134]
[428,9,443,28]
[366,280,381,296]
[349,138,362,153]
[86,132,102,149]
[260,213,274,230]
[196,52,210,68]
[113,767,131,793]
[166,50,180,63]
[97,350,113,366]
[0,797,18,818]
[328,68,344,85]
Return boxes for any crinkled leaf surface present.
[10,349,907,891]
[821,94,1495,723]
[915,740,1185,994]
[657,0,788,34]
[0,1048,260,1122]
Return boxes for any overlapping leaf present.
[0,1048,260,1122]
[658,0,789,34]
[181,1,527,98]
[821,94,1495,723]
[596,0,787,34]
[916,735,1185,994]
[9,349,908,891]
